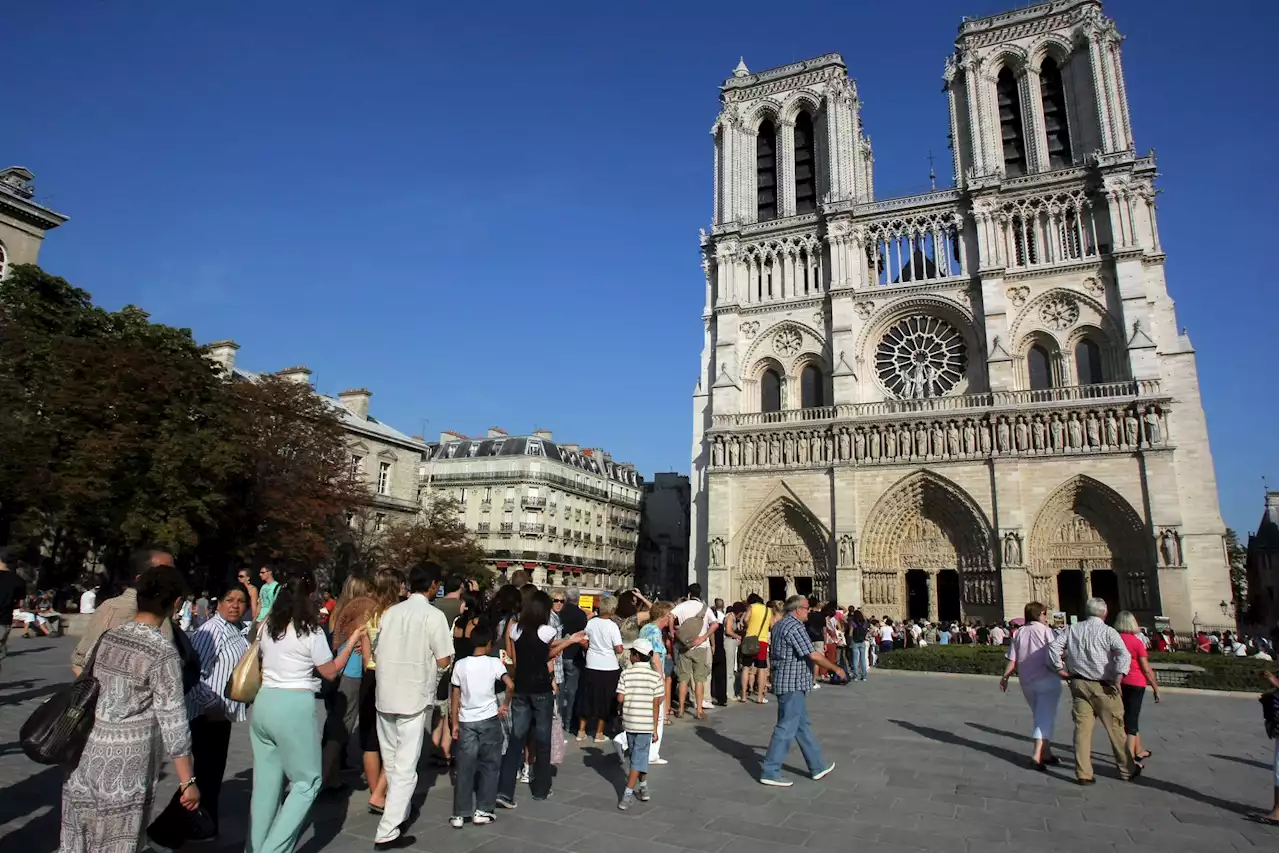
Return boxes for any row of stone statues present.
[710,405,1167,469]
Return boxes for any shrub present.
[877,644,1275,691]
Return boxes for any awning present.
[496,562,509,568]
[523,562,536,569]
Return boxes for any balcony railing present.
[502,499,515,509]
[477,522,490,534]
[521,496,547,509]
[520,522,545,535]
[499,522,514,533]
[480,500,491,513]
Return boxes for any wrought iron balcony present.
[521,496,547,509]
[502,499,515,509]
[499,522,514,533]
[477,522,490,534]
[520,522,545,535]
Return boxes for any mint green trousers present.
[247,687,322,853]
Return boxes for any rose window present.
[875,316,967,399]
[773,328,802,357]
[1039,296,1079,330]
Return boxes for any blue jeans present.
[760,690,826,781]
[626,732,652,774]
[497,692,553,802]
[851,642,868,680]
[559,661,581,726]
[453,716,503,817]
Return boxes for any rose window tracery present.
[1039,296,1079,330]
[774,328,802,357]
[875,316,967,399]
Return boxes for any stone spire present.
[732,57,750,77]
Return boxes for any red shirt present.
[1121,633,1149,687]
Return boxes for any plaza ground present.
[0,638,1274,852]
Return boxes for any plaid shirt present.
[769,614,814,695]
[1048,616,1131,682]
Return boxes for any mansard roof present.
[427,434,642,487]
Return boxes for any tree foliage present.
[379,496,487,580]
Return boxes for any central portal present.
[937,569,961,622]
[906,569,929,621]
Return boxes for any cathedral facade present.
[689,0,1230,630]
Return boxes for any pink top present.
[1007,621,1056,687]
[1121,633,1149,687]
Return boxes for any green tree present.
[1224,527,1248,615]
[379,496,488,580]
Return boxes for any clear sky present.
[7,1,1276,535]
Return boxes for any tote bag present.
[226,635,262,704]
[21,636,106,765]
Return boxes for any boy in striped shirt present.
[616,637,664,809]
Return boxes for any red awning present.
[547,564,558,570]
[496,562,510,568]
[523,562,536,569]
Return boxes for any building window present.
[377,462,391,495]
[761,368,782,414]
[794,111,816,215]
[996,67,1027,177]
[446,443,459,459]
[1075,338,1104,385]
[491,439,505,455]
[468,442,480,457]
[800,364,824,408]
[374,513,386,532]
[484,486,492,501]
[1028,344,1054,391]
[526,440,544,457]
[459,487,467,504]
[1040,57,1072,169]
[756,119,777,221]
[350,455,363,478]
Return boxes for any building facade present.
[1243,492,1278,643]
[422,429,643,595]
[0,166,68,276]
[690,0,1230,629]
[635,473,691,598]
[205,341,427,527]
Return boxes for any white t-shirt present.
[909,623,923,641]
[671,599,720,651]
[451,655,511,723]
[879,625,895,643]
[79,590,96,614]
[260,624,333,692]
[584,617,623,671]
[1233,642,1248,657]
[989,626,1006,645]
[510,624,558,644]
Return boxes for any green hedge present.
[876,645,1276,691]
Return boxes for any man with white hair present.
[1048,597,1139,784]
[556,586,589,726]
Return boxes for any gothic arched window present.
[761,368,782,413]
[1075,338,1104,385]
[1040,57,1072,169]
[756,120,777,221]
[794,111,816,215]
[800,364,823,408]
[1028,344,1054,390]
[997,67,1027,177]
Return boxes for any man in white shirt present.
[373,563,453,850]
[989,623,1006,646]
[671,583,720,720]
[79,584,97,615]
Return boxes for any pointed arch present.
[733,487,830,601]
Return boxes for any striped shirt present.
[617,662,664,734]
[186,613,250,722]
[1048,616,1131,683]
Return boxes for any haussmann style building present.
[689,0,1231,630]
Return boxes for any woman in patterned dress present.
[60,563,199,853]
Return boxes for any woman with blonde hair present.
[1115,610,1160,767]
[1000,601,1061,769]
[359,568,405,814]
[577,594,623,743]
[321,575,377,791]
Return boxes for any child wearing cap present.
[615,637,665,809]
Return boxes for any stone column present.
[927,571,939,622]
[777,119,796,218]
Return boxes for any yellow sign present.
[578,595,595,610]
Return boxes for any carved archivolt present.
[740,319,824,382]
[735,497,830,600]
[860,470,993,572]
[1009,287,1116,348]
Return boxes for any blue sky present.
[8,1,1276,535]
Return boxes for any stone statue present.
[1159,529,1181,567]
[1014,417,1029,451]
[947,422,961,456]
[1031,416,1046,451]
[1144,407,1162,445]
[784,434,795,464]
[1104,410,1119,447]
[885,428,897,459]
[996,418,1011,452]
[853,430,865,460]
[811,432,821,463]
[930,423,944,456]
[839,429,851,460]
[979,422,992,454]
[1067,412,1083,449]
[1085,413,1100,448]
[869,429,881,459]
[899,425,912,457]
[839,535,854,567]
[1003,533,1022,566]
[916,424,929,456]
[797,435,809,464]
[963,421,976,454]
[1124,411,1139,446]
[770,435,781,465]
[729,439,739,467]
[713,440,725,467]
[824,434,834,461]
[710,538,725,567]
[1050,414,1065,450]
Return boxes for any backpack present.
[675,601,707,651]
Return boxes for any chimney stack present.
[338,388,372,421]
[205,339,239,373]
[487,427,508,438]
[275,366,312,385]
[439,430,468,443]
[532,429,553,441]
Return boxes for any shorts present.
[626,732,652,774]
[748,641,769,669]
[663,654,674,678]
[1120,683,1145,735]
[676,647,710,684]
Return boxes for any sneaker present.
[813,682,822,690]
[518,765,531,784]
[649,757,669,766]
[636,785,650,803]
[812,762,836,781]
[496,796,517,809]
[759,777,794,787]
[449,816,464,829]
[701,699,714,709]
[472,811,494,825]
[618,790,635,810]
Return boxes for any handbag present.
[550,709,566,766]
[740,611,767,659]
[20,636,105,765]
[226,635,262,704]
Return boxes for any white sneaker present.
[759,777,794,787]
[472,810,494,825]
[813,682,822,690]
[518,764,531,784]
[701,699,714,709]
[449,816,464,829]
[812,762,836,781]
[649,757,669,765]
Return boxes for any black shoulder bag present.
[20,635,106,765]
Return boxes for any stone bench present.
[1150,662,1206,686]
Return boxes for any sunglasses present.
[552,598,565,604]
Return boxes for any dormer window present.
[491,439,505,456]
[526,440,544,457]
[446,443,459,459]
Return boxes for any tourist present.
[321,575,379,792]
[498,589,584,807]
[79,582,97,616]
[177,595,195,633]
[147,580,251,848]
[637,601,673,764]
[908,619,923,647]
[822,603,845,682]
[1115,610,1161,767]
[990,621,1007,647]
[372,563,453,850]
[361,568,405,816]
[556,586,589,728]
[449,625,513,828]
[878,619,895,658]
[60,562,197,853]
[847,609,870,682]
[1047,597,1139,784]
[71,549,176,675]
[578,595,624,742]
[194,590,209,627]
[250,573,363,853]
[672,584,720,719]
[1000,601,1061,769]
[1250,671,1279,826]
[723,602,743,694]
[937,621,951,645]
[428,577,467,770]
[710,597,729,706]
[236,568,260,624]
[758,596,845,787]
[254,564,280,624]
[616,637,665,809]
[0,547,23,675]
[739,593,770,704]
[923,620,940,645]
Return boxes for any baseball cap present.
[626,637,654,657]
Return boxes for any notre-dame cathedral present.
[689,0,1231,631]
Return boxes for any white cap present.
[626,637,654,657]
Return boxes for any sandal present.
[593,735,608,743]
[575,732,586,742]
[1136,750,1153,761]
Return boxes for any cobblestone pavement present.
[0,638,1275,852]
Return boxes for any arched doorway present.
[1027,476,1156,622]
[735,497,830,602]
[860,471,998,622]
